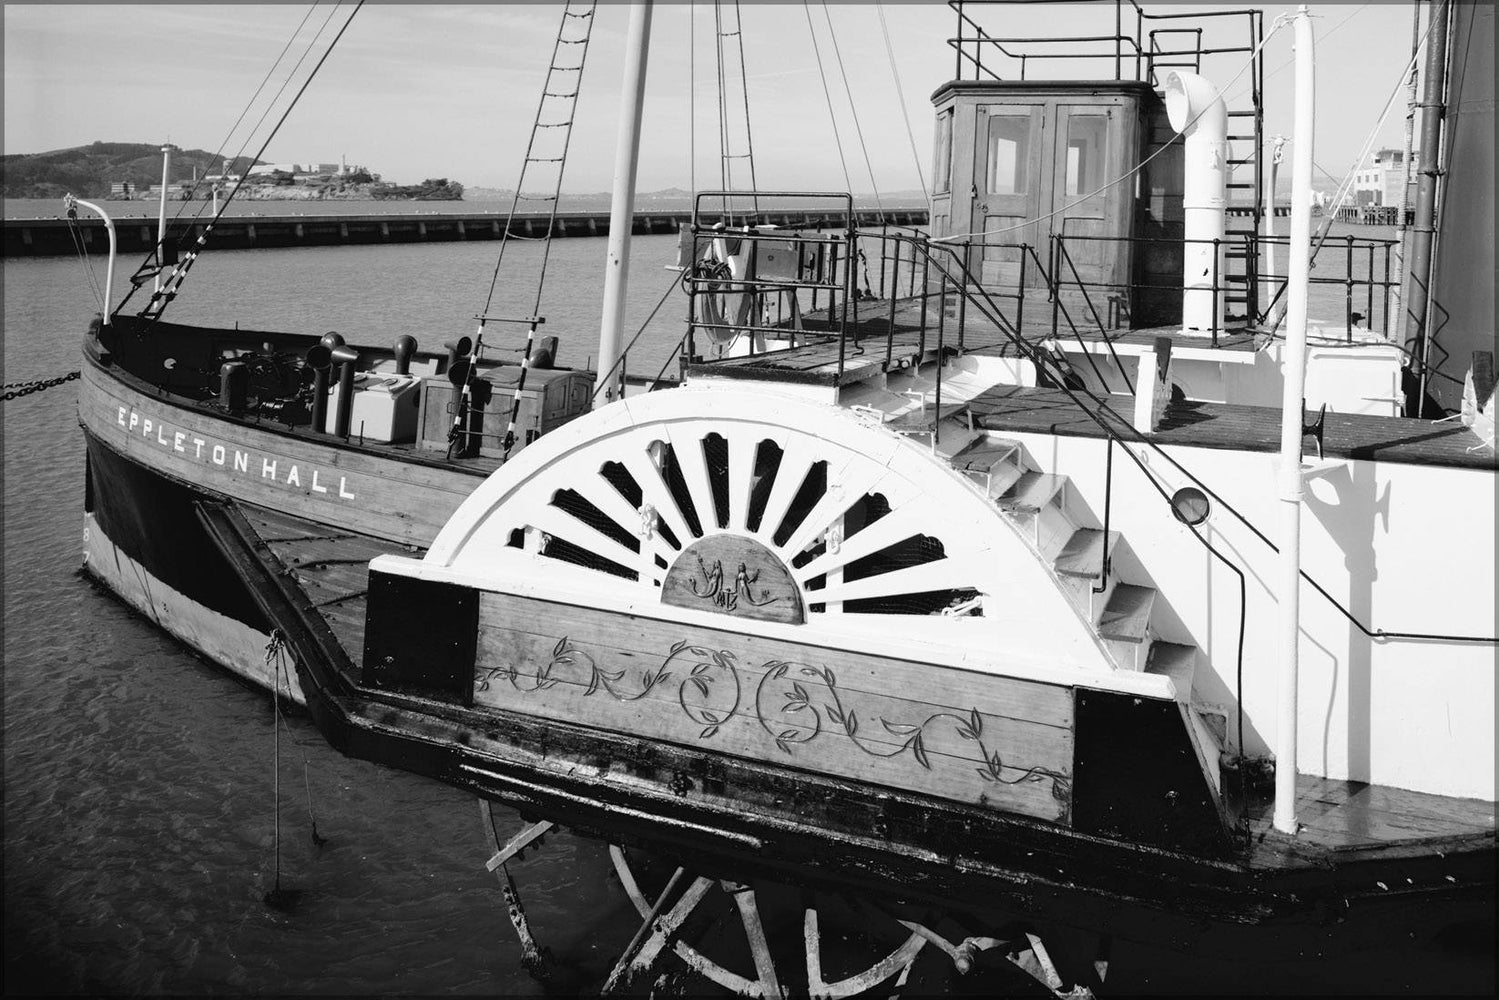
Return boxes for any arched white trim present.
[424,387,1117,673]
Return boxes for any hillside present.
[1,142,260,199]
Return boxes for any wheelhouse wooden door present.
[970,105,1043,287]
[1049,105,1120,290]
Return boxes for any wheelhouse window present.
[934,110,953,195]
[1065,115,1108,197]
[985,114,1031,195]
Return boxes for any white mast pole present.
[1274,5,1315,837]
[595,1,654,404]
[156,143,175,293]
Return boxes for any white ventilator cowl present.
[1164,71,1228,336]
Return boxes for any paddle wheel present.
[477,802,1102,998]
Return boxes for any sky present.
[4,2,1425,197]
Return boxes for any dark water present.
[1,236,683,994]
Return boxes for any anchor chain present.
[2,370,80,401]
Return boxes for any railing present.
[679,218,1042,395]
[949,1,1261,86]
[948,1,1266,271]
[1048,231,1401,342]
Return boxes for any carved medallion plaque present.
[661,535,804,625]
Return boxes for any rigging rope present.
[167,2,323,220]
[1261,5,1445,330]
[121,1,365,323]
[705,1,759,218]
[712,2,733,214]
[207,4,344,206]
[876,3,929,206]
[819,1,886,222]
[914,240,1499,646]
[1223,4,1370,106]
[459,2,597,462]
[590,270,690,403]
[125,0,336,297]
[731,0,761,211]
[801,1,854,196]
[690,2,696,197]
[64,210,105,313]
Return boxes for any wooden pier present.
[1334,205,1414,226]
[2,206,928,258]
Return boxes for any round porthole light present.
[1170,486,1211,526]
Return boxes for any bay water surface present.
[3,231,686,994]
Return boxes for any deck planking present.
[240,505,410,681]
[1245,775,1495,870]
[968,385,1498,470]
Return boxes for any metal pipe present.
[595,1,654,404]
[1274,5,1315,838]
[64,197,116,324]
[156,143,175,293]
[330,344,360,440]
[1164,71,1228,336]
[1403,0,1451,414]
[393,335,417,376]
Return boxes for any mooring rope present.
[266,631,287,907]
[261,629,328,909]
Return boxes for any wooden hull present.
[77,324,1495,976]
[78,354,479,548]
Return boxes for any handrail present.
[881,232,1499,649]
[1052,236,1136,392]
[1047,230,1400,336]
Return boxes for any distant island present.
[2,142,463,202]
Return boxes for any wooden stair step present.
[884,402,969,435]
[1053,527,1119,580]
[1145,640,1197,699]
[953,438,1019,469]
[952,440,1023,495]
[998,471,1066,514]
[1098,583,1155,644]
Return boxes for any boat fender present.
[393,335,417,376]
[219,361,249,415]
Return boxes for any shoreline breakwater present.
[2,207,929,258]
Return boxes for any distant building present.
[1353,148,1419,207]
[245,160,367,179]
